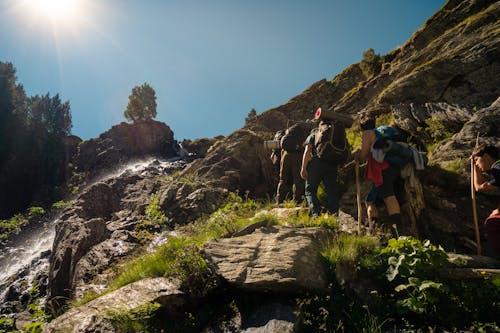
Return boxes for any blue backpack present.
[373,126,414,167]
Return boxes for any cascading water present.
[0,157,186,315]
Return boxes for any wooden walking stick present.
[471,134,481,255]
[355,160,362,234]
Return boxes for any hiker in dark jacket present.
[276,124,309,204]
[300,130,340,216]
[472,144,500,217]
[354,116,405,233]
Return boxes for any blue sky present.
[0,0,445,141]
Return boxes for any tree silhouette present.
[124,83,157,122]
[360,48,382,78]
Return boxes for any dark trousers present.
[277,151,304,203]
[305,157,339,215]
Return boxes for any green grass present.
[322,233,379,267]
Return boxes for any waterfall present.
[0,158,186,313]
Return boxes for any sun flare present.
[24,0,83,23]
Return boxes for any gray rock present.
[203,225,332,293]
[43,278,184,333]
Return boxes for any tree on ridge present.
[124,82,157,122]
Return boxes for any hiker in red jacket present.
[353,116,405,234]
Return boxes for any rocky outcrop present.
[203,225,332,293]
[47,160,187,306]
[181,136,224,157]
[75,120,177,180]
[431,97,500,166]
[46,220,333,332]
[43,278,184,333]
[159,181,229,224]
[182,129,276,197]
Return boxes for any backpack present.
[280,123,308,153]
[375,125,427,152]
[373,126,427,168]
[314,120,349,165]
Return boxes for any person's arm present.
[301,144,313,180]
[357,130,375,162]
[474,164,498,192]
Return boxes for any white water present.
[0,158,185,297]
[0,219,54,285]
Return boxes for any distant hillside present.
[245,0,499,137]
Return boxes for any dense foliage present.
[0,62,72,218]
[124,82,157,122]
[301,236,500,332]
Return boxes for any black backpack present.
[280,123,308,153]
[314,120,349,165]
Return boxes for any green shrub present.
[145,194,167,225]
[0,316,15,331]
[28,206,45,220]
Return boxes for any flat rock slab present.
[43,277,184,333]
[203,225,332,293]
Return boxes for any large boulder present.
[182,129,275,197]
[43,278,184,333]
[203,225,332,293]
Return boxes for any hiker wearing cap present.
[472,144,500,216]
[472,144,500,256]
[354,116,405,234]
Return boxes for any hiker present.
[300,119,349,216]
[270,130,285,188]
[276,123,309,204]
[472,144,500,216]
[472,144,500,255]
[354,116,407,234]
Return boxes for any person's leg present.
[291,153,305,203]
[276,151,292,203]
[384,195,400,215]
[305,158,321,216]
[321,161,339,214]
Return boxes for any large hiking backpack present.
[373,126,427,167]
[281,123,309,152]
[314,120,349,165]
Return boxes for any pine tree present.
[124,83,157,122]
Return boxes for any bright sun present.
[24,0,83,23]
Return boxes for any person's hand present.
[352,149,361,161]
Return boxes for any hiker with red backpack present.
[472,144,500,255]
[354,116,407,235]
[300,116,349,217]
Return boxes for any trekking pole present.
[471,133,481,255]
[355,160,362,234]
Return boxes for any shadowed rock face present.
[182,129,276,197]
[75,120,176,180]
